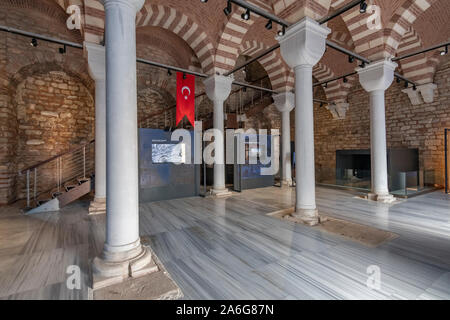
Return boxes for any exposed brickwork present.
[313,56,450,187]
[14,72,94,199]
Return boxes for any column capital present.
[99,0,144,12]
[402,87,422,105]
[277,17,330,68]
[357,59,397,92]
[326,102,349,120]
[84,42,105,81]
[418,83,437,103]
[273,92,295,113]
[203,75,234,102]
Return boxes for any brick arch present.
[272,0,331,20]
[0,0,84,42]
[342,0,438,60]
[312,63,354,103]
[9,61,94,96]
[396,27,436,84]
[238,40,292,92]
[383,0,439,58]
[328,31,354,50]
[134,4,216,75]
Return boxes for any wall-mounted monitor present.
[152,143,186,164]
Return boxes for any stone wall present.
[313,56,450,187]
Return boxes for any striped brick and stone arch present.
[272,0,332,21]
[395,27,436,85]
[133,4,216,75]
[238,40,292,92]
[1,0,84,42]
[341,0,438,60]
[328,30,354,50]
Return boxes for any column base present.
[281,179,293,187]
[368,193,396,203]
[211,188,232,197]
[89,197,106,215]
[92,244,158,290]
[292,208,319,226]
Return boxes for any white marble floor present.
[0,187,449,299]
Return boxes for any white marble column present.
[357,60,397,203]
[278,17,330,225]
[273,92,294,186]
[93,0,155,286]
[85,42,106,215]
[204,75,233,195]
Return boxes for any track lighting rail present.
[392,41,450,61]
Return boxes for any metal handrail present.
[18,140,95,208]
[19,139,94,174]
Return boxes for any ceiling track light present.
[323,83,328,88]
[278,26,286,37]
[413,85,417,91]
[223,1,232,16]
[404,81,409,88]
[359,61,366,68]
[167,69,172,76]
[241,8,250,21]
[183,73,187,80]
[265,20,273,30]
[441,45,448,56]
[348,55,354,63]
[396,77,401,83]
[30,38,38,47]
[359,0,367,14]
[343,77,348,83]
[59,45,66,54]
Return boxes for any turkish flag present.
[176,72,195,127]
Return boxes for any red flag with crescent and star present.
[176,72,195,127]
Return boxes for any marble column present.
[204,75,233,195]
[357,60,397,203]
[273,92,294,186]
[93,0,156,286]
[278,17,330,225]
[85,42,106,215]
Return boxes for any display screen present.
[152,143,186,164]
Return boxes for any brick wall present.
[313,56,450,187]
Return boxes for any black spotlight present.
[396,77,401,83]
[223,1,232,16]
[360,0,367,14]
[241,9,250,20]
[404,81,409,88]
[183,73,187,80]
[200,0,208,2]
[348,55,354,63]
[440,45,448,56]
[265,20,273,30]
[30,38,38,47]
[168,69,172,76]
[359,61,366,68]
[59,45,66,54]
[277,26,286,36]
[320,103,323,107]
[324,83,328,88]
[413,85,417,91]
[343,77,348,83]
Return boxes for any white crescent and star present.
[181,86,191,100]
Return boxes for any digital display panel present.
[152,143,186,164]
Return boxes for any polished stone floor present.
[0,187,449,299]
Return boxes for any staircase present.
[18,140,95,214]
